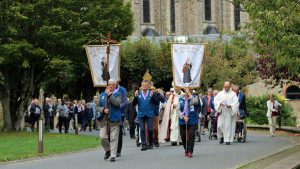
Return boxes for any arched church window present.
[286,85,300,100]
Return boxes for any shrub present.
[246,94,296,126]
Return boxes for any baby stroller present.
[235,110,247,143]
[208,112,218,140]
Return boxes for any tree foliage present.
[121,38,172,90]
[240,0,300,84]
[121,35,257,93]
[202,33,257,91]
[0,0,133,131]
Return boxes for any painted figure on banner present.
[182,57,192,83]
[101,57,110,81]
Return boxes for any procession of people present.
[25,41,252,163]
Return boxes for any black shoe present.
[154,142,160,147]
[220,137,224,144]
[137,143,141,147]
[110,157,116,162]
[147,144,153,149]
[179,142,183,145]
[104,151,110,160]
[141,145,147,151]
[226,142,230,145]
[171,142,177,146]
[116,153,121,157]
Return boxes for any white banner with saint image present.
[85,45,121,87]
[172,43,205,88]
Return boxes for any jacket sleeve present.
[151,93,160,105]
[108,94,122,107]
[120,89,128,109]
[132,96,138,107]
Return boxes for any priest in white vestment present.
[214,81,239,145]
[159,87,182,145]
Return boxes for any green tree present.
[239,0,300,84]
[0,0,133,131]
[201,33,257,92]
[121,38,173,90]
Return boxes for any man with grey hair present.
[214,81,239,145]
[98,79,122,162]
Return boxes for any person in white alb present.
[214,81,239,145]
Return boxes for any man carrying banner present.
[178,88,200,158]
[98,79,122,162]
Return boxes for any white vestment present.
[159,93,181,143]
[214,89,239,143]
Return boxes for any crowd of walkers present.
[27,79,255,162]
[27,97,100,134]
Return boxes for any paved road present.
[0,131,295,169]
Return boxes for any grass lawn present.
[0,132,100,162]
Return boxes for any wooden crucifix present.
[100,32,118,83]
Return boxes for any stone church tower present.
[124,0,249,36]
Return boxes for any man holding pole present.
[178,88,199,158]
[98,79,122,162]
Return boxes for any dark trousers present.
[153,116,159,143]
[129,122,135,138]
[49,116,54,130]
[58,116,69,133]
[93,118,97,129]
[117,117,125,153]
[30,114,40,132]
[180,125,197,153]
[85,119,92,131]
[80,117,86,130]
[138,116,154,146]
[44,115,50,131]
[117,124,123,154]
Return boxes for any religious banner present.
[171,43,205,88]
[85,45,121,87]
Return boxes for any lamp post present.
[38,88,44,156]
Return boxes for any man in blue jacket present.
[133,80,159,151]
[98,79,122,162]
[115,82,128,157]
[178,88,200,158]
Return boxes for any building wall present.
[127,0,249,36]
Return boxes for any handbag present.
[271,104,278,116]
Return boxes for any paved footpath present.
[0,131,297,169]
